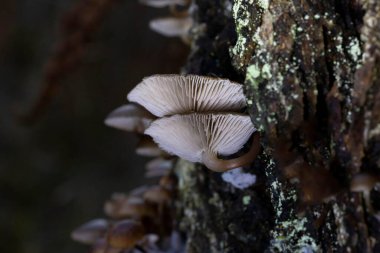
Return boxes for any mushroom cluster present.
[73,74,258,252]
[128,74,259,172]
[139,0,194,44]
[74,102,181,251]
[105,102,174,177]
[72,173,183,253]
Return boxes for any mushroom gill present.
[149,16,193,39]
[127,75,246,117]
[104,103,155,134]
[145,113,259,172]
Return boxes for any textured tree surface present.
[176,0,380,252]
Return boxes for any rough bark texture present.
[176,0,380,252]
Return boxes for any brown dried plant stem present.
[22,0,116,123]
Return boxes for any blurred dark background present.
[0,0,188,252]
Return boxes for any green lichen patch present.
[230,0,265,70]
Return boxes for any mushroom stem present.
[202,133,260,172]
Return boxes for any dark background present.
[0,1,188,252]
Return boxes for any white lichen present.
[333,203,349,246]
[222,167,257,189]
[347,37,362,63]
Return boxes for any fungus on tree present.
[145,113,259,172]
[143,185,172,205]
[108,219,145,249]
[127,75,246,117]
[104,103,155,133]
[350,173,380,213]
[149,17,193,41]
[145,157,174,178]
[139,0,188,8]
[71,219,108,245]
[104,193,154,219]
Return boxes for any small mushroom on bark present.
[145,157,174,178]
[108,219,145,249]
[104,103,155,133]
[104,193,154,219]
[149,17,192,41]
[71,218,108,245]
[159,174,178,191]
[143,185,172,205]
[145,113,259,172]
[350,173,380,213]
[127,75,246,117]
[139,0,188,8]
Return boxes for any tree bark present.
[177,0,380,252]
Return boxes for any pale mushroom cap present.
[127,75,246,117]
[104,193,152,219]
[139,0,187,8]
[143,185,172,204]
[104,104,154,133]
[350,173,379,192]
[71,219,108,245]
[108,219,145,249]
[145,113,256,163]
[145,157,174,177]
[149,17,192,37]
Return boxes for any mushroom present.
[143,185,172,205]
[139,0,188,8]
[350,173,379,213]
[104,103,155,133]
[159,174,178,191]
[127,75,246,117]
[108,219,145,249]
[136,135,169,157]
[104,193,154,219]
[143,185,173,235]
[145,113,259,172]
[145,157,174,178]
[71,218,108,245]
[149,16,192,41]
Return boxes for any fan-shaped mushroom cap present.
[108,219,145,249]
[139,0,187,8]
[149,17,192,38]
[143,185,172,204]
[104,193,154,219]
[350,173,379,192]
[127,75,246,117]
[104,103,155,133]
[71,219,108,245]
[145,113,259,172]
[159,174,178,190]
[145,157,174,177]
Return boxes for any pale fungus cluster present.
[104,74,258,172]
[128,74,259,172]
[140,0,194,43]
[71,175,182,252]
[72,2,260,251]
[75,73,259,251]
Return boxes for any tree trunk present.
[176,0,380,252]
